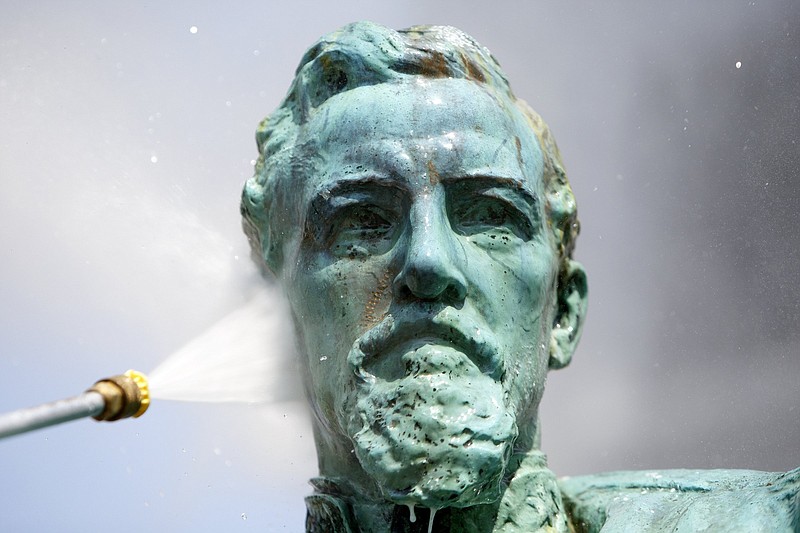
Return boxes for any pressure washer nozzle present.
[0,369,151,440]
[87,370,150,421]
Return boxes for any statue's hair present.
[241,21,579,274]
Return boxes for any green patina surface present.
[241,21,799,532]
[561,467,800,532]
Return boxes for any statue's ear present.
[548,259,588,370]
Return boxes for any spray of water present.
[147,284,302,404]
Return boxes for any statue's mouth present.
[355,307,502,380]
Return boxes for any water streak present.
[428,507,438,533]
[407,503,416,523]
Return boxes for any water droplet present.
[150,155,158,163]
[225,100,232,107]
[189,26,198,34]
[241,513,247,520]
[319,356,328,362]
[735,61,742,69]
[253,50,260,56]
[213,447,222,456]
[407,504,416,522]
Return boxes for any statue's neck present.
[305,450,570,533]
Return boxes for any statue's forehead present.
[299,78,544,188]
[306,78,530,142]
[324,134,533,188]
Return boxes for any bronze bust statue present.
[241,22,799,532]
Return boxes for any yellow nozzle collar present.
[124,369,150,418]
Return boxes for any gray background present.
[1,1,798,531]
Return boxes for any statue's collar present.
[304,450,570,532]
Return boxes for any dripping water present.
[428,507,438,533]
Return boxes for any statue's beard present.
[339,341,518,509]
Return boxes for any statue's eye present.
[450,196,533,242]
[329,206,396,258]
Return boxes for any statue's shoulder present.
[558,466,800,532]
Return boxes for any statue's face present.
[282,78,559,508]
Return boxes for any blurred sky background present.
[1,1,798,531]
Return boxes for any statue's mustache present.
[351,306,503,380]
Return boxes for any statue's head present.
[241,22,587,510]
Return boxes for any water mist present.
[0,284,300,440]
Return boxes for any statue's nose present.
[392,199,467,305]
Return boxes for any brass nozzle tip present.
[87,369,150,422]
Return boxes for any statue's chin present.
[343,346,517,509]
[357,433,511,509]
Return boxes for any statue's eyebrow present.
[315,176,409,200]
[440,175,539,210]
[305,176,407,231]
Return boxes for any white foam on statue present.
[148,284,300,403]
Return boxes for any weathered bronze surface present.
[242,21,799,532]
